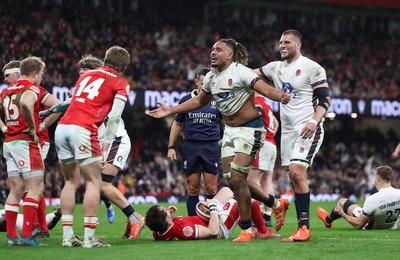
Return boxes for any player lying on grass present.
[145,187,283,241]
[317,166,400,230]
[0,207,61,233]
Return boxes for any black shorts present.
[180,141,221,175]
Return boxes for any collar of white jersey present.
[284,55,303,67]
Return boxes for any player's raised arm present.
[146,90,213,118]
[39,98,71,119]
[253,80,290,104]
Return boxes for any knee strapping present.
[223,172,232,180]
[101,174,115,183]
[343,199,355,213]
[230,162,251,174]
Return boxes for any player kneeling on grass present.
[145,187,281,241]
[317,166,400,230]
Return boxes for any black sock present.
[240,219,252,230]
[263,195,275,208]
[295,192,310,229]
[186,195,199,216]
[102,196,112,209]
[327,208,341,223]
[122,205,135,218]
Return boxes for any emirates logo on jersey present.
[296,69,301,76]
[18,160,25,166]
[79,145,87,152]
[228,78,233,86]
[299,147,305,153]
[182,226,194,237]
[243,144,248,150]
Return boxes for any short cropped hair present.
[195,67,210,80]
[375,166,393,182]
[78,55,102,70]
[282,29,302,42]
[103,46,130,73]
[2,60,21,74]
[145,205,169,233]
[20,56,45,76]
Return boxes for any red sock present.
[37,195,48,232]
[5,203,19,238]
[21,197,39,237]
[251,200,268,234]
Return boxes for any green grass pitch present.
[1,201,399,260]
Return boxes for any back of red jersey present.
[59,66,129,132]
[0,79,42,142]
[153,216,207,240]
[254,96,276,144]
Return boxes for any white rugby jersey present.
[98,118,128,142]
[260,56,328,132]
[202,62,258,116]
[363,187,400,230]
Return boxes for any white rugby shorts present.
[280,126,324,167]
[221,125,266,158]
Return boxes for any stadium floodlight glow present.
[351,113,358,118]
[325,112,336,120]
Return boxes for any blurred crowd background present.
[1,0,399,205]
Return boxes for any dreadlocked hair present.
[219,38,249,66]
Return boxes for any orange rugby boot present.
[281,225,311,242]
[233,230,254,243]
[317,207,332,228]
[274,198,289,231]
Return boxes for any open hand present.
[145,102,172,118]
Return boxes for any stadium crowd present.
[0,0,399,206]
[1,0,399,99]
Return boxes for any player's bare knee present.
[337,198,347,207]
[204,186,217,196]
[187,185,200,196]
[288,170,306,184]
[100,182,112,193]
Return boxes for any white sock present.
[84,217,98,241]
[62,215,74,239]
[129,212,141,224]
[273,200,281,210]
